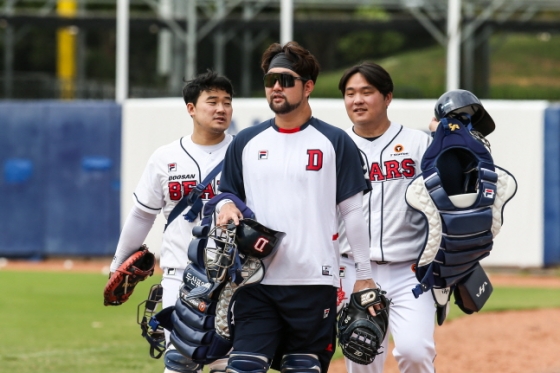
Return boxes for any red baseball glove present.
[103,245,156,306]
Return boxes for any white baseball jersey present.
[339,122,431,262]
[219,117,370,287]
[134,134,233,270]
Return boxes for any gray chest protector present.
[405,117,517,323]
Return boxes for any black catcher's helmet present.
[235,219,286,259]
[434,89,495,136]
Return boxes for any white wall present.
[122,98,548,267]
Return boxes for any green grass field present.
[312,33,560,100]
[1,270,560,373]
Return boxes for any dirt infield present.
[2,258,560,373]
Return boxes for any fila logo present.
[476,281,488,297]
[339,266,346,278]
[254,237,269,252]
[168,163,177,172]
[258,150,268,160]
[360,290,376,306]
[484,188,495,198]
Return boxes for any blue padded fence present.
[544,104,560,267]
[0,101,121,258]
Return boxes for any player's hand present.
[429,117,440,132]
[353,279,380,316]
[217,202,243,226]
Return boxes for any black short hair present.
[338,62,393,97]
[261,41,321,83]
[182,69,234,105]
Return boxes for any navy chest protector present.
[405,117,517,299]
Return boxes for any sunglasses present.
[263,73,308,88]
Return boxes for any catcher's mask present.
[235,219,286,259]
[137,284,166,359]
[434,89,495,137]
[204,222,238,283]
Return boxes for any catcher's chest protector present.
[405,118,517,298]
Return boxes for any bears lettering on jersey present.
[369,158,416,182]
[168,181,218,201]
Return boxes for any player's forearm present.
[338,193,373,281]
[110,205,157,272]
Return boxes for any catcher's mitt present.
[104,245,156,306]
[337,288,390,365]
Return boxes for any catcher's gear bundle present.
[103,245,155,306]
[337,288,390,365]
[148,193,285,365]
[405,90,517,324]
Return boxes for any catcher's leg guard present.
[225,352,269,373]
[280,354,321,373]
[164,348,202,373]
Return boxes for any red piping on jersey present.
[278,126,301,133]
[332,233,339,240]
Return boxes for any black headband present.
[268,53,296,72]
[268,52,313,81]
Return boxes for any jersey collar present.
[271,117,313,133]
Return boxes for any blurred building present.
[0,0,560,99]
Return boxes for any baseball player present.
[106,70,234,373]
[215,41,378,373]
[337,62,436,373]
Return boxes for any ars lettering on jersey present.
[167,180,218,201]
[369,158,416,182]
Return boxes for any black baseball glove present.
[103,245,156,306]
[337,288,390,365]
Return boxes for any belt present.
[341,254,391,265]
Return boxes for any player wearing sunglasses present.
[214,41,378,373]
[263,72,308,88]
[262,55,312,117]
